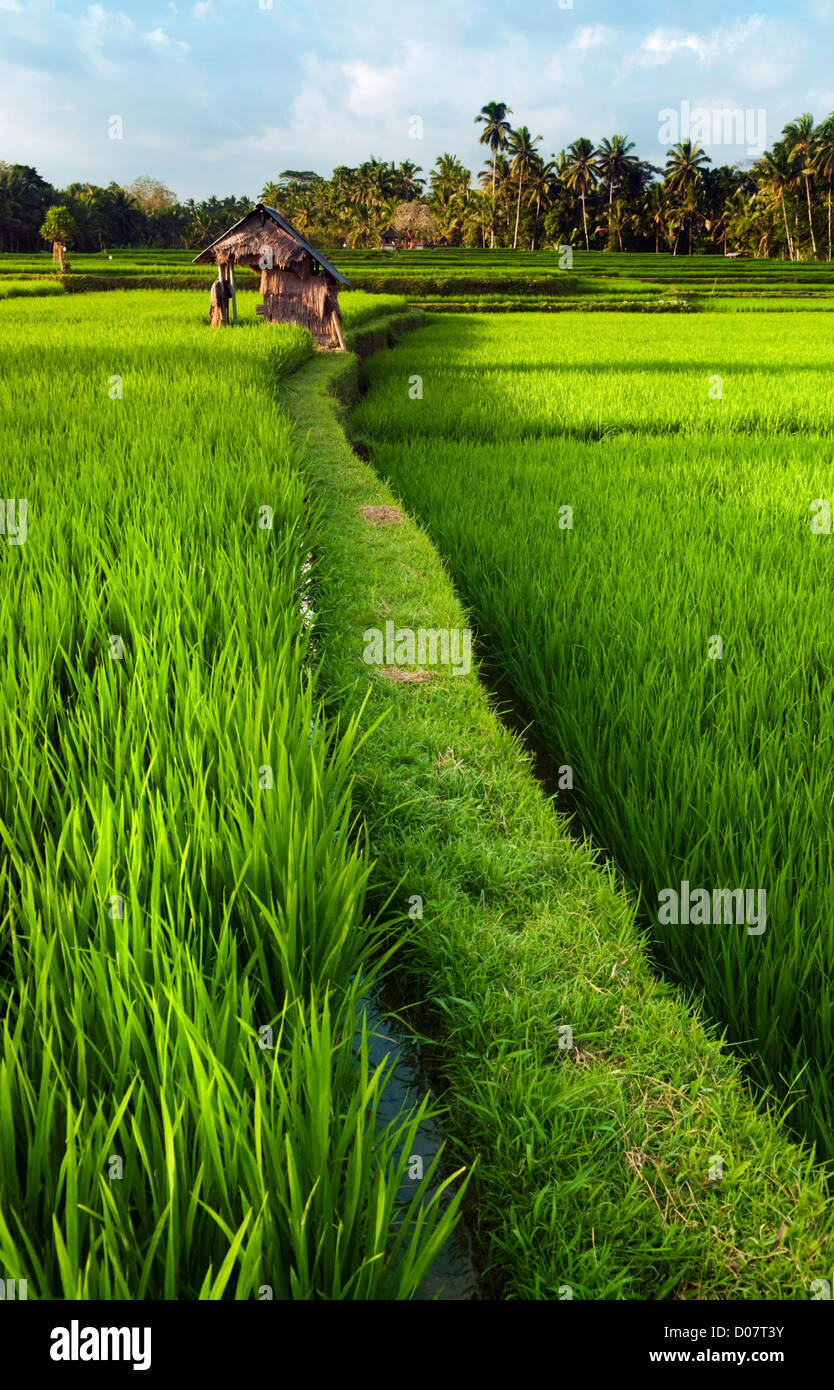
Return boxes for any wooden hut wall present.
[259,262,341,345]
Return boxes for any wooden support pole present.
[229,257,238,326]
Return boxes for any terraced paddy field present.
[0,289,463,1298]
[4,281,834,1302]
[5,247,834,309]
[351,309,834,1163]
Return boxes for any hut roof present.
[193,203,349,285]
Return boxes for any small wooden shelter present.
[193,204,349,349]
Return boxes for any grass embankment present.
[280,333,834,1300]
[0,289,464,1298]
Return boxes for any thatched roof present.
[193,204,349,285]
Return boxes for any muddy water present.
[357,988,480,1300]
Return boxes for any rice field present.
[0,290,466,1298]
[5,269,834,1302]
[6,247,834,310]
[352,309,834,1160]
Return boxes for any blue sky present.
[2,0,833,199]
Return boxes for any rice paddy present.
[3,265,834,1302]
[0,290,466,1298]
[352,308,834,1161]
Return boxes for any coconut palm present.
[813,113,834,261]
[397,159,425,201]
[475,101,513,246]
[783,113,819,257]
[597,135,637,244]
[664,141,711,254]
[643,182,667,253]
[753,145,796,260]
[564,138,599,251]
[664,140,711,193]
[506,127,543,249]
[526,159,557,249]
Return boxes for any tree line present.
[3,106,834,258]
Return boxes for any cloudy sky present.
[2,0,833,199]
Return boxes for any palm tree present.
[644,182,667,253]
[397,159,425,201]
[597,135,637,246]
[506,127,543,249]
[564,138,599,251]
[813,113,834,261]
[753,145,796,260]
[783,114,819,257]
[605,198,630,252]
[664,141,711,254]
[475,101,513,247]
[526,159,557,249]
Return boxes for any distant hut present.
[379,226,400,251]
[193,203,349,349]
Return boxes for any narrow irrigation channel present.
[357,988,480,1300]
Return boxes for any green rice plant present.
[0,289,467,1297]
[0,279,66,300]
[352,309,834,1160]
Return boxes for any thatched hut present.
[193,204,349,349]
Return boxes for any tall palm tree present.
[564,138,599,251]
[506,126,543,249]
[644,182,667,253]
[783,113,819,257]
[753,145,796,260]
[397,159,425,201]
[597,135,637,245]
[475,101,513,247]
[664,140,711,255]
[526,159,557,249]
[813,113,834,261]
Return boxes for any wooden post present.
[210,264,229,326]
[229,257,238,326]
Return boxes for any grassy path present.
[281,342,834,1300]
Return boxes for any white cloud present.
[77,5,134,76]
[570,26,613,52]
[0,0,24,13]
[630,17,766,70]
[144,27,190,52]
[192,2,214,18]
